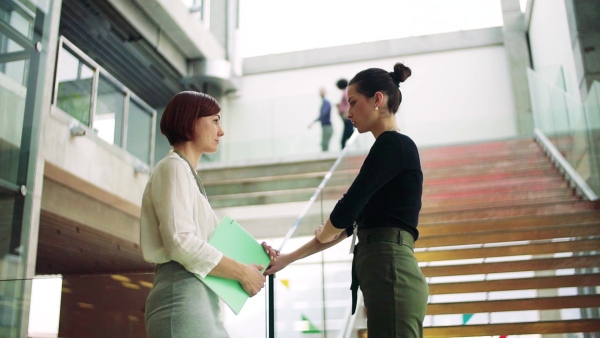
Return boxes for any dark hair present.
[348,63,411,114]
[160,91,221,146]
[336,78,348,90]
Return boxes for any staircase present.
[416,137,600,336]
[202,137,600,337]
[203,156,337,208]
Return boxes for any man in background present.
[308,87,333,152]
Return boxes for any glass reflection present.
[55,46,94,126]
[95,75,125,145]
[126,100,153,164]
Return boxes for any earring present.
[375,106,379,110]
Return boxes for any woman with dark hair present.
[141,91,278,337]
[336,78,355,149]
[266,63,428,338]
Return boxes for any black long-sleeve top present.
[330,131,423,240]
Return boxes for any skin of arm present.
[315,218,345,243]
[264,231,348,276]
[208,256,265,297]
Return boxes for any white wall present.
[528,0,580,98]
[219,45,518,162]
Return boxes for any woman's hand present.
[262,242,280,262]
[264,253,293,276]
[239,263,266,297]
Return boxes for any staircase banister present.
[277,131,359,252]
[268,131,360,338]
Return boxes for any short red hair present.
[160,91,221,146]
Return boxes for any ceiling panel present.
[58,0,190,108]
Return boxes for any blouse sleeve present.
[330,133,404,230]
[151,159,223,277]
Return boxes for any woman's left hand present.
[262,242,280,262]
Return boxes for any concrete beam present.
[243,27,504,75]
[105,0,229,76]
[126,0,225,60]
[105,0,188,75]
[501,0,534,135]
[44,161,141,219]
[41,179,140,244]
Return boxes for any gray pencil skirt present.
[145,261,229,338]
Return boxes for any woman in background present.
[336,78,355,149]
[266,63,428,338]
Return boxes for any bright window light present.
[28,276,62,337]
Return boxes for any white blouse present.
[140,151,223,278]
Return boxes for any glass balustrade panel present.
[126,99,153,164]
[55,46,94,126]
[94,74,125,146]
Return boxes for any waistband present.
[357,227,415,249]
[350,227,415,315]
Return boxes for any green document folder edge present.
[195,216,270,315]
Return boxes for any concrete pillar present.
[501,0,534,135]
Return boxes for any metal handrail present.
[268,130,360,338]
[277,131,359,252]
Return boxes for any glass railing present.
[0,1,38,188]
[527,68,599,197]
[52,36,157,166]
[583,82,600,194]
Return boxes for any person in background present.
[266,63,429,338]
[308,87,333,151]
[141,91,278,338]
[336,78,355,149]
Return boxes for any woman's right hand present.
[240,263,266,297]
[264,253,293,276]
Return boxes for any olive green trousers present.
[354,227,429,338]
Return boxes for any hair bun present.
[390,63,411,85]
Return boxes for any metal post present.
[268,274,275,338]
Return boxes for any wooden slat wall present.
[428,274,600,294]
[423,320,600,336]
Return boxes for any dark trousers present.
[341,119,354,148]
[354,227,429,338]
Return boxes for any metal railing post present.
[268,274,275,338]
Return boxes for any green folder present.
[195,216,270,315]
